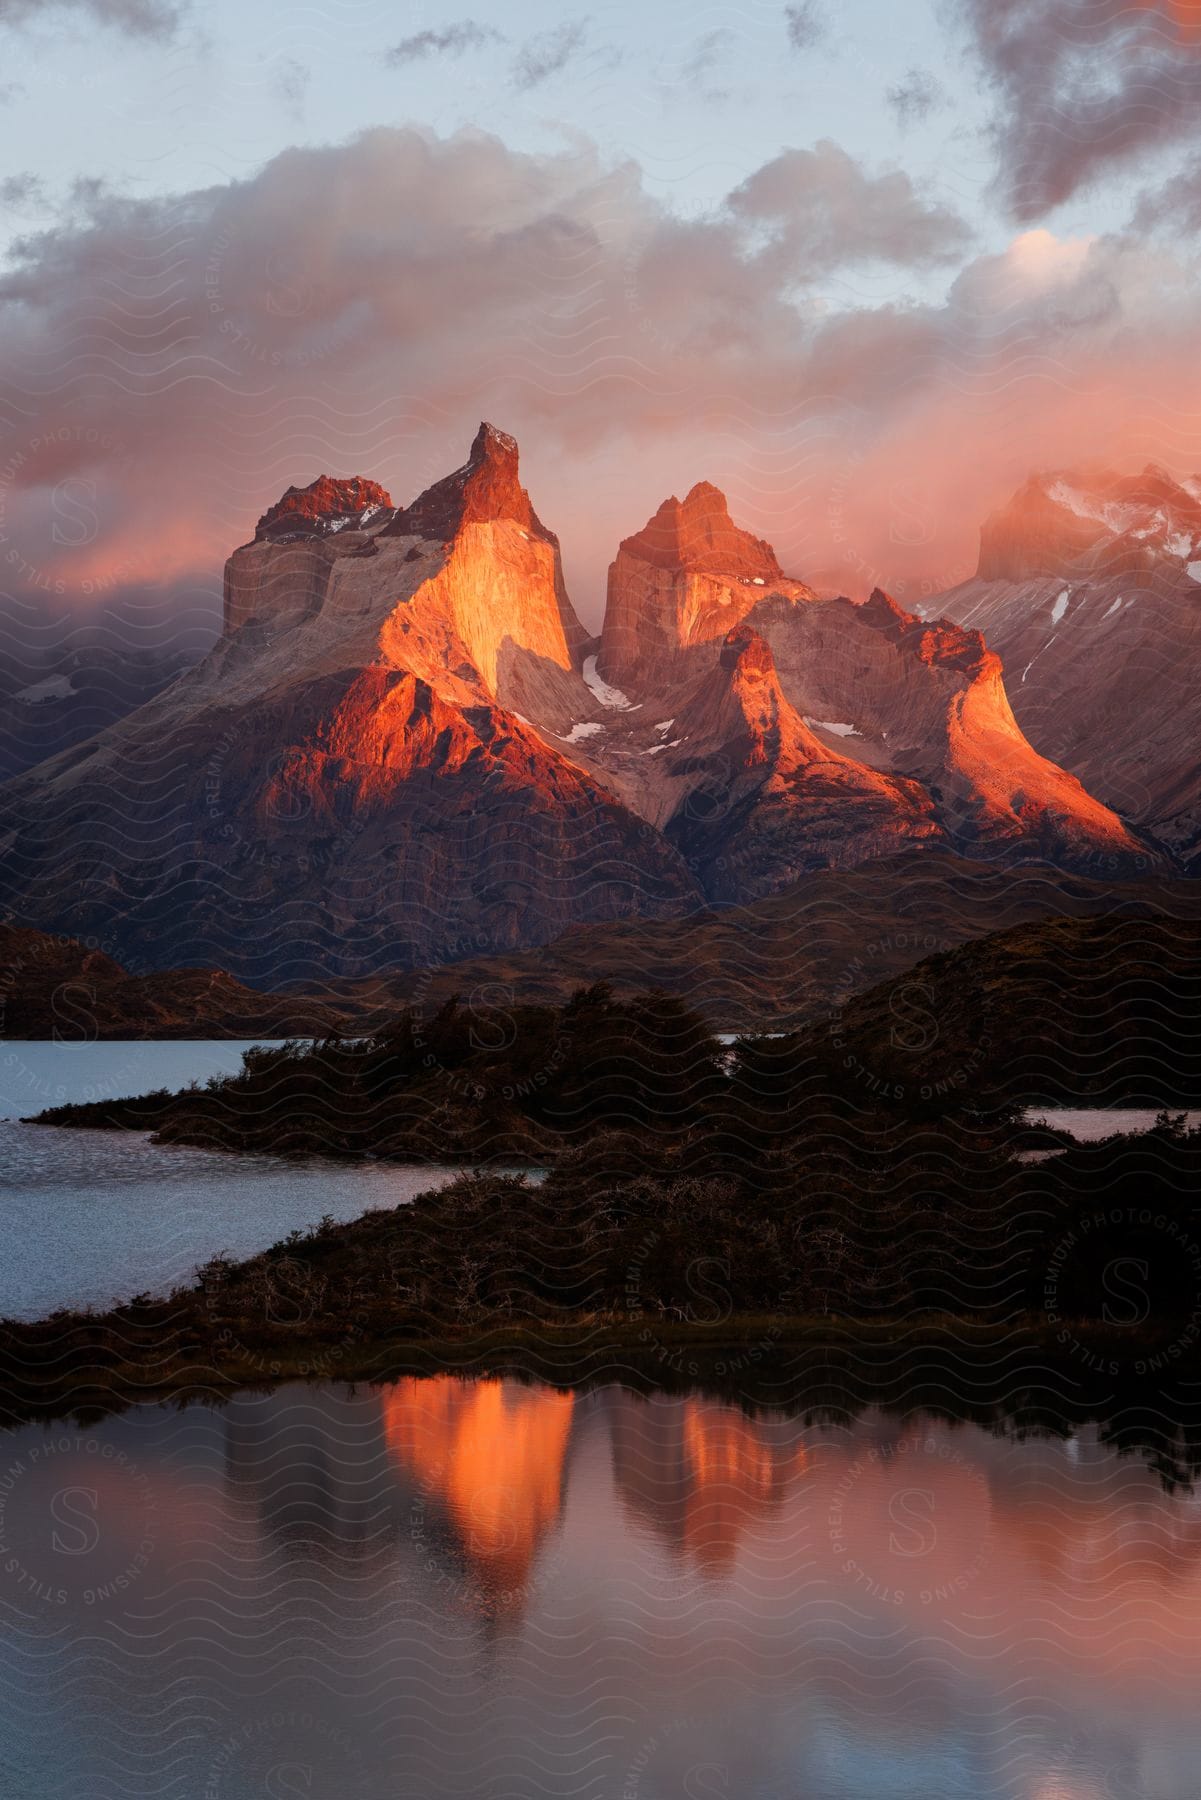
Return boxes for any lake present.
[0,1121,464,1319]
[0,1042,545,1319]
[0,1042,1193,1320]
[0,1376,1196,1798]
[1031,1106,1200,1140]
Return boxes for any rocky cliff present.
[563,490,1149,890]
[937,464,1201,869]
[0,433,1162,987]
[0,426,697,984]
[597,481,817,689]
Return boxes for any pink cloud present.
[1,127,1199,625]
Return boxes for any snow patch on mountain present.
[1047,481,1136,534]
[1021,634,1058,684]
[15,675,75,704]
[582,655,639,711]
[804,717,860,737]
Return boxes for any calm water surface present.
[1031,1107,1200,1140]
[0,1122,462,1319]
[0,1378,1197,1798]
[0,1040,294,1119]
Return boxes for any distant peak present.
[980,460,1201,579]
[386,421,555,545]
[619,484,782,578]
[255,475,393,541]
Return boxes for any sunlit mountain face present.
[0,425,1164,993]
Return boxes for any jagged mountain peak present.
[859,587,991,675]
[255,474,394,541]
[0,434,1166,997]
[618,481,781,578]
[599,486,815,686]
[385,419,556,546]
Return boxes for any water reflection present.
[608,1391,808,1572]
[0,1379,1198,1797]
[382,1375,575,1611]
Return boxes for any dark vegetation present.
[3,1107,1200,1429]
[806,912,1201,1106]
[29,913,1201,1157]
[7,913,1201,1425]
[5,853,1200,1038]
[0,919,341,1041]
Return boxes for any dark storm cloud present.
[1132,149,1201,232]
[955,0,1201,220]
[784,2,827,51]
[510,19,590,90]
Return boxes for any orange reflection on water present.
[613,1394,808,1572]
[382,1376,575,1596]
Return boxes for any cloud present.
[679,28,733,97]
[272,57,309,118]
[1132,149,1201,232]
[886,66,947,128]
[955,0,1201,220]
[511,19,589,90]
[1,125,1199,625]
[0,172,45,208]
[0,0,181,37]
[784,1,826,51]
[727,140,971,272]
[385,20,505,68]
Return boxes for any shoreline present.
[5,1312,1201,1432]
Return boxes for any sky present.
[4,0,1201,638]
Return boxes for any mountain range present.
[0,426,1180,987]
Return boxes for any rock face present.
[660,626,945,900]
[598,481,816,689]
[562,490,1149,899]
[255,475,394,541]
[937,465,1201,869]
[0,433,1158,986]
[0,426,697,984]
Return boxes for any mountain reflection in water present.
[0,1377,1199,1797]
